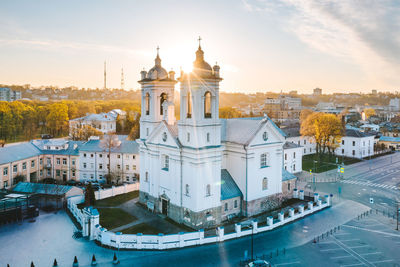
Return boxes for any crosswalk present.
[340,179,399,190]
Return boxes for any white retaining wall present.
[95,183,139,200]
[68,187,331,250]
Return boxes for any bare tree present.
[100,134,121,184]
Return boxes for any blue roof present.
[282,169,297,181]
[221,169,242,200]
[31,140,83,156]
[13,182,78,196]
[0,143,41,165]
[380,136,400,142]
[80,135,139,154]
[267,117,287,137]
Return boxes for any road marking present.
[318,241,336,244]
[370,259,394,264]
[331,236,374,267]
[330,255,353,259]
[348,245,369,249]
[338,239,360,242]
[340,263,364,267]
[274,261,301,266]
[342,225,400,237]
[360,252,382,256]
[321,248,343,252]
[335,232,351,236]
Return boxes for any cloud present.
[0,38,151,57]
[243,0,400,87]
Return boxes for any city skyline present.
[0,0,399,93]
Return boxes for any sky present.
[0,0,399,94]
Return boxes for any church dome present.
[147,48,168,80]
[192,45,213,77]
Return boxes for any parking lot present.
[268,212,400,266]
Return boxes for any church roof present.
[283,141,301,149]
[221,169,243,200]
[221,116,286,145]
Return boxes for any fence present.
[68,187,331,250]
[95,183,139,200]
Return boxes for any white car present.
[247,260,270,267]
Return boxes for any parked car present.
[247,260,270,267]
[41,134,53,139]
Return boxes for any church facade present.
[137,42,288,229]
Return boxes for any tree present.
[71,124,104,141]
[363,108,376,119]
[300,112,344,158]
[46,103,69,136]
[100,134,121,184]
[219,107,242,118]
[84,183,96,207]
[300,109,313,123]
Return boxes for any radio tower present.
[104,61,107,89]
[121,68,125,90]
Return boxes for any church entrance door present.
[161,198,168,215]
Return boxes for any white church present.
[137,41,294,229]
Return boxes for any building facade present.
[138,44,287,229]
[69,111,120,137]
[335,129,375,159]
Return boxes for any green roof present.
[221,169,242,200]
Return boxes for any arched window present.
[187,91,192,118]
[262,177,268,190]
[145,93,150,115]
[145,171,149,182]
[206,184,211,196]
[206,133,210,143]
[185,184,190,196]
[160,93,167,115]
[204,91,212,118]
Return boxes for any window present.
[99,154,103,158]
[298,141,300,146]
[146,128,149,136]
[304,148,306,153]
[72,171,75,177]
[72,159,75,165]
[206,184,211,196]
[204,91,212,118]
[4,181,8,188]
[56,158,60,165]
[83,153,87,158]
[342,149,344,154]
[133,155,136,160]
[342,140,344,145]
[185,184,190,195]
[117,154,121,159]
[3,167,8,175]
[352,141,355,146]
[284,153,287,160]
[56,170,60,176]
[260,153,268,168]
[31,160,35,168]
[187,91,192,118]
[304,140,306,145]
[126,176,130,181]
[352,150,355,156]
[13,165,17,173]
[117,164,121,169]
[293,152,296,159]
[288,182,291,191]
[133,165,137,170]
[224,203,228,211]
[91,154,94,158]
[187,132,190,142]
[40,158,43,165]
[63,158,67,165]
[160,93,167,115]
[285,165,287,170]
[22,162,26,170]
[234,200,238,208]
[293,164,296,171]
[162,155,169,171]
[363,141,365,146]
[262,177,268,190]
[107,154,110,158]
[47,170,51,176]
[145,93,150,115]
[107,164,110,170]
[162,132,167,142]
[99,164,103,169]
[262,131,268,141]
[126,165,129,170]
[90,163,94,169]
[83,163,87,168]
[40,170,43,176]
[207,133,210,143]
[145,172,149,182]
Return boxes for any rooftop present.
[0,143,41,165]
[13,182,78,196]
[220,169,242,200]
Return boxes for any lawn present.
[97,208,137,230]
[303,154,361,173]
[121,222,161,235]
[95,190,139,207]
